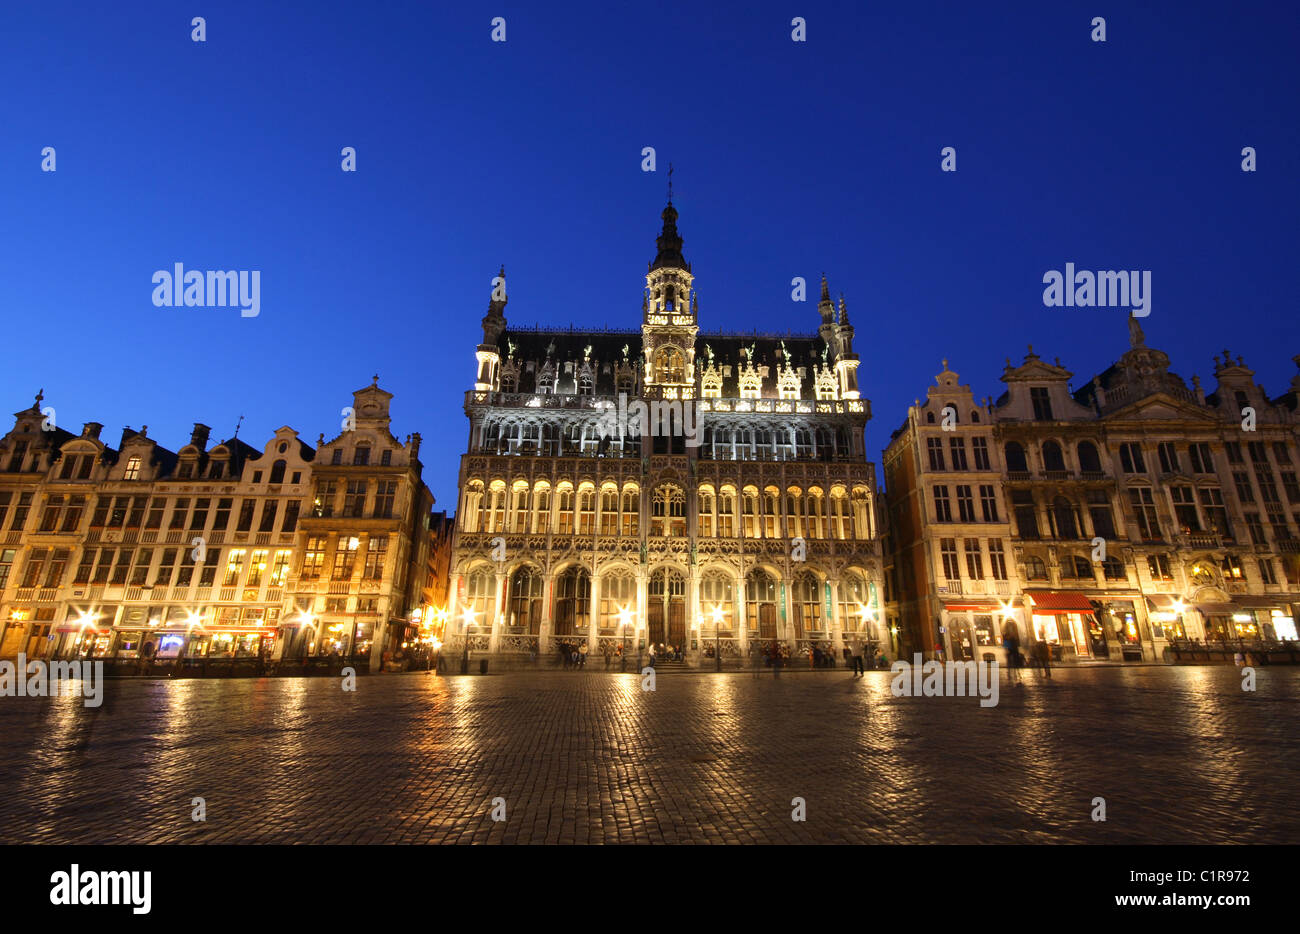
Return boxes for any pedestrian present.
[1036,640,1052,678]
[1003,629,1022,684]
[579,642,588,668]
[851,639,865,676]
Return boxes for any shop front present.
[1224,596,1300,642]
[941,600,1017,662]
[1094,599,1145,661]
[1145,594,1192,645]
[1196,600,1239,642]
[1024,590,1098,660]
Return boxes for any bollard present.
[479,658,489,675]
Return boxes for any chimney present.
[190,423,211,449]
[410,432,422,462]
[81,422,103,440]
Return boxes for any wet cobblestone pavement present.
[1,666,1296,844]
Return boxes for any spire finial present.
[667,162,673,203]
[372,373,379,386]
[233,414,244,439]
[34,388,44,407]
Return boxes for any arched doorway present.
[553,566,590,636]
[507,566,543,634]
[648,567,685,647]
[747,569,778,639]
[791,572,822,639]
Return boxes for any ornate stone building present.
[884,317,1300,664]
[0,382,439,672]
[449,200,884,664]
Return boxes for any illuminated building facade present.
[0,382,439,672]
[449,200,885,664]
[884,318,1300,664]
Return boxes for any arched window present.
[269,459,286,484]
[654,347,685,383]
[1004,442,1028,473]
[1077,441,1102,473]
[599,487,618,535]
[599,570,636,632]
[971,411,981,423]
[926,412,936,424]
[791,572,823,637]
[553,566,591,635]
[507,567,544,634]
[745,570,779,638]
[651,485,685,536]
[837,572,874,638]
[1024,556,1049,581]
[1042,441,1066,472]
[465,567,496,629]
[1061,555,1093,580]
[700,572,735,634]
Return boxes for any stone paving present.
[1,665,1297,844]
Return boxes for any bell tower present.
[642,177,698,398]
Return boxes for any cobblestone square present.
[1,665,1296,844]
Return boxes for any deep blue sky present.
[3,1,1297,508]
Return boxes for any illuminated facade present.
[0,382,439,672]
[449,200,884,664]
[884,318,1300,664]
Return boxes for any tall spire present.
[651,199,687,271]
[1128,311,1145,349]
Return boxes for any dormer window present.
[1030,387,1053,421]
[354,445,371,466]
[332,449,343,465]
[209,461,225,479]
[124,456,142,481]
[177,459,193,480]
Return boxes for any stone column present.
[538,570,555,656]
[586,569,600,656]
[736,570,749,654]
[830,577,844,652]
[688,566,700,664]
[490,569,505,653]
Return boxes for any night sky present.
[2,0,1297,508]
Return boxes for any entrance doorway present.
[949,616,974,661]
[648,567,685,647]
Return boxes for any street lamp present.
[616,605,634,671]
[711,604,725,671]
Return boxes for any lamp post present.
[616,605,633,672]
[711,605,725,671]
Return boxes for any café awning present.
[1023,590,1094,613]
[1195,602,1235,615]
[1232,596,1299,609]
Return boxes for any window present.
[343,480,367,517]
[374,481,396,518]
[111,548,133,585]
[124,456,142,480]
[621,488,638,535]
[212,498,231,530]
[1024,556,1048,581]
[1171,487,1200,531]
[1042,441,1066,472]
[1157,442,1180,474]
[1282,472,1300,504]
[259,550,288,587]
[313,480,337,518]
[1102,556,1126,580]
[332,537,359,580]
[1147,554,1173,581]
[1119,443,1146,473]
[1004,442,1028,473]
[269,460,286,483]
[331,449,343,465]
[1012,490,1038,539]
[353,445,371,466]
[259,500,278,532]
[578,488,596,535]
[933,486,952,522]
[224,549,247,587]
[972,437,990,470]
[1129,488,1162,540]
[1084,490,1115,539]
[1220,554,1243,581]
[1234,472,1254,504]
[988,540,1008,580]
[1225,442,1242,464]
[21,548,47,588]
[1257,471,1280,505]
[1050,496,1079,539]
[146,497,165,529]
[1077,441,1102,474]
[1244,513,1266,545]
[9,492,33,531]
[1188,443,1214,474]
[252,471,263,484]
[1258,558,1278,585]
[1060,555,1092,580]
[951,485,973,522]
[1248,441,1267,464]
[364,535,387,579]
[1030,387,1053,421]
[301,537,326,580]
[40,495,65,532]
[939,538,960,580]
[963,539,983,579]
[168,498,190,530]
[979,485,998,522]
[927,437,945,471]
[949,438,968,470]
[62,495,86,533]
[0,548,16,589]
[236,499,255,531]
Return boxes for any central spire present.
[651,193,688,272]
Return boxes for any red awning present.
[944,603,1007,611]
[1024,590,1095,613]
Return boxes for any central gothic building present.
[447,201,884,664]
